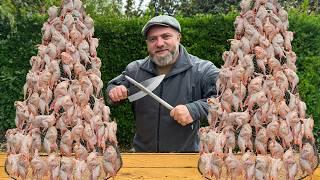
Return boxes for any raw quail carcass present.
[71,120,84,144]
[31,150,48,180]
[95,120,106,150]
[74,159,87,180]
[30,128,41,155]
[73,142,88,161]
[268,139,284,159]
[17,153,30,180]
[14,101,29,129]
[283,148,298,180]
[87,151,101,180]
[35,113,56,130]
[278,119,293,148]
[83,122,97,151]
[198,127,210,154]
[269,157,282,180]
[43,126,58,154]
[237,123,253,153]
[255,155,270,180]
[19,134,32,156]
[60,130,73,156]
[299,143,317,176]
[225,150,244,179]
[206,128,219,153]
[214,131,227,155]
[207,98,223,127]
[5,128,18,154]
[59,157,74,180]
[283,67,299,93]
[105,121,118,145]
[223,125,236,153]
[6,154,19,178]
[211,152,224,179]
[226,111,250,130]
[242,151,255,180]
[47,153,60,180]
[103,145,122,179]
[255,127,268,155]
[221,88,233,113]
[302,117,315,143]
[266,119,280,140]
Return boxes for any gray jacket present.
[106,45,219,152]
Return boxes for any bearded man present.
[106,15,220,152]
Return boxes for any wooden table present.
[117,153,200,179]
[1,152,319,179]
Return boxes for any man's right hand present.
[108,85,128,102]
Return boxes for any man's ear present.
[177,33,181,41]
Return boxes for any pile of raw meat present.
[5,0,122,179]
[198,0,319,179]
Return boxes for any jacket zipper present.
[156,83,163,152]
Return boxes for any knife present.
[123,72,173,110]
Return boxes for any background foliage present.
[2,0,320,29]
[0,11,319,150]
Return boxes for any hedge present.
[0,12,319,150]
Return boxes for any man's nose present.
[155,38,165,47]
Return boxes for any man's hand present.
[170,105,193,126]
[108,85,128,102]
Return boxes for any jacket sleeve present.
[185,62,220,122]
[105,66,133,106]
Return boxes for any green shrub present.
[0,13,319,150]
[0,17,44,132]
[297,56,320,145]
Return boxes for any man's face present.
[146,25,181,67]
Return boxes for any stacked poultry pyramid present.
[5,0,122,179]
[198,0,318,179]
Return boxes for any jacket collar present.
[140,44,193,78]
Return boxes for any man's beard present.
[150,45,179,67]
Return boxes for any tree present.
[176,0,239,16]
[147,0,181,16]
[0,0,16,30]
[145,0,320,16]
[125,0,135,16]
[145,0,239,16]
[0,0,124,32]
[83,0,122,17]
[0,0,61,31]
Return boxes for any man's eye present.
[162,34,172,40]
[147,37,156,42]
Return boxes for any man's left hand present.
[170,105,193,126]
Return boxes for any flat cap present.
[142,15,181,37]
